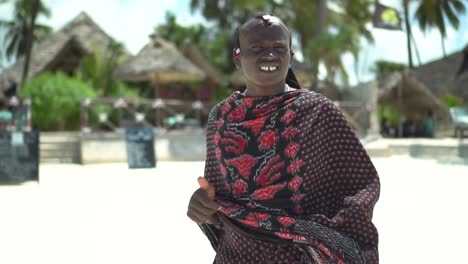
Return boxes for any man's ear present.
[234,58,241,69]
[233,48,241,69]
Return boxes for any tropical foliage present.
[20,72,96,131]
[414,0,466,57]
[371,60,407,78]
[443,94,464,108]
[76,41,138,98]
[189,0,375,85]
[150,12,232,73]
[0,0,51,61]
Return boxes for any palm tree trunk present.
[21,0,40,88]
[410,33,421,65]
[403,0,414,68]
[441,34,447,57]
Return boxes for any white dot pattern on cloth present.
[201,90,380,264]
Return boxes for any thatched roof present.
[113,38,205,83]
[378,71,449,120]
[409,45,468,101]
[0,12,118,93]
[181,43,224,86]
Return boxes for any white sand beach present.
[0,156,467,264]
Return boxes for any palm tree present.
[21,0,40,84]
[0,0,51,61]
[414,0,466,57]
[190,0,374,85]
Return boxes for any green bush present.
[377,106,400,127]
[20,72,96,131]
[443,94,464,108]
[371,60,407,78]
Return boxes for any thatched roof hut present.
[0,12,118,94]
[409,45,468,102]
[181,43,224,86]
[378,71,449,120]
[113,38,205,83]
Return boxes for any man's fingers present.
[190,200,218,215]
[187,209,220,225]
[195,188,220,210]
[198,177,215,200]
[187,211,204,224]
[205,213,220,225]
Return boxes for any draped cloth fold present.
[202,89,380,264]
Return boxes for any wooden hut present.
[409,45,468,103]
[378,71,449,121]
[181,43,225,101]
[0,12,120,94]
[113,37,205,100]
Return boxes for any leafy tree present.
[20,72,96,131]
[443,94,464,108]
[371,60,407,78]
[150,11,232,73]
[76,41,138,98]
[307,25,361,85]
[150,12,206,47]
[0,0,51,61]
[414,0,466,57]
[189,0,375,85]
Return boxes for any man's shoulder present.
[295,89,334,108]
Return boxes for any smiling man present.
[187,13,380,264]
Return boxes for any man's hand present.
[187,177,221,224]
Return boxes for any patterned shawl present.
[201,89,380,263]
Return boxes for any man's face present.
[237,20,291,89]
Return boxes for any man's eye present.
[275,46,287,52]
[251,47,263,52]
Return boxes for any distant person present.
[0,98,12,130]
[380,117,390,137]
[187,13,380,264]
[425,110,435,138]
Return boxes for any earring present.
[234,48,241,59]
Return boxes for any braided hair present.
[232,13,301,89]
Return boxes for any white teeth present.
[260,66,278,72]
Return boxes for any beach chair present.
[449,107,468,138]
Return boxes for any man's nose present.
[261,49,277,60]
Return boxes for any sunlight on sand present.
[0,157,466,264]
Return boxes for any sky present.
[0,0,467,86]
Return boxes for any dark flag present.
[373,2,402,30]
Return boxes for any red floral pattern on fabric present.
[256,155,285,187]
[258,130,277,151]
[241,213,259,227]
[233,179,248,196]
[227,103,246,122]
[284,142,300,158]
[278,216,296,227]
[280,109,296,125]
[252,183,287,200]
[243,116,267,135]
[287,159,304,174]
[282,126,298,139]
[206,89,379,264]
[220,131,248,155]
[288,176,303,192]
[224,155,258,179]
